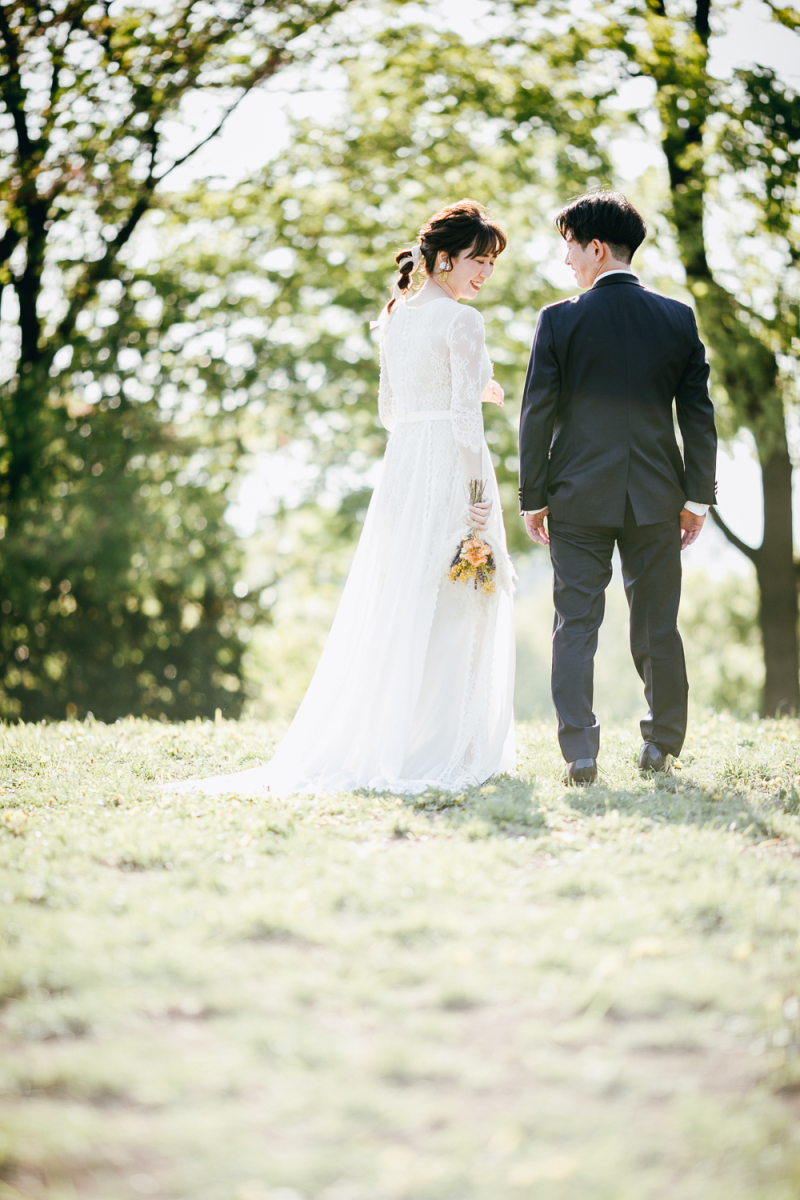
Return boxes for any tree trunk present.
[755,439,800,715]
[652,0,800,717]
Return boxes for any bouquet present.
[449,479,496,594]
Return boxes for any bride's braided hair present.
[388,199,507,312]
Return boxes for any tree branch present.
[154,52,289,182]
[46,1,353,354]
[695,0,711,41]
[50,51,285,346]
[0,226,21,270]
[762,0,800,31]
[42,8,86,144]
[0,5,33,160]
[54,191,154,347]
[710,506,760,563]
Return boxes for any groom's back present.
[523,273,716,527]
[554,278,694,405]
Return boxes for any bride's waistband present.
[394,410,453,425]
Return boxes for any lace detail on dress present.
[377,295,512,595]
[378,338,396,432]
[379,297,491,437]
[446,305,491,454]
[162,292,516,800]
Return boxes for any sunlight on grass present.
[1,713,800,1199]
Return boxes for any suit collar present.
[591,272,641,289]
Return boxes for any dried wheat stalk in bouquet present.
[449,479,496,594]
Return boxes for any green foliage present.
[1,1,792,720]
[208,14,795,720]
[214,23,620,562]
[2,715,800,1195]
[0,0,358,720]
[512,565,764,722]
[497,0,799,443]
[0,490,250,722]
[500,0,799,712]
[715,65,800,369]
[680,569,763,716]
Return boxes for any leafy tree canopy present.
[179,21,629,571]
[229,2,800,714]
[0,0,357,720]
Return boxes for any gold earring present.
[437,259,451,282]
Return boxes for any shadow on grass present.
[351,776,548,840]
[563,775,782,840]
[373,771,797,845]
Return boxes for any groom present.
[518,191,717,785]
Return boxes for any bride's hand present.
[481,380,504,407]
[468,500,492,531]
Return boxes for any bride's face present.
[438,245,496,301]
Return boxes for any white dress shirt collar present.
[591,268,635,287]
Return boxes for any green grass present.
[2,713,800,1200]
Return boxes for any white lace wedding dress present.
[166,294,516,797]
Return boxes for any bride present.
[166,199,516,797]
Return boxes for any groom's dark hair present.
[555,191,646,262]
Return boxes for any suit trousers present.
[548,498,688,762]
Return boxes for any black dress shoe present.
[638,741,673,774]
[565,758,597,786]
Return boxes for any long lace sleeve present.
[377,333,396,433]
[447,305,489,480]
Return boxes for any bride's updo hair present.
[389,199,507,311]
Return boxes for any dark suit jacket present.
[518,273,717,526]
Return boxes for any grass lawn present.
[2,714,800,1200]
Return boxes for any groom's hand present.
[680,507,705,549]
[524,509,550,546]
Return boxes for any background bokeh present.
[2,12,800,1197]
[0,0,797,724]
